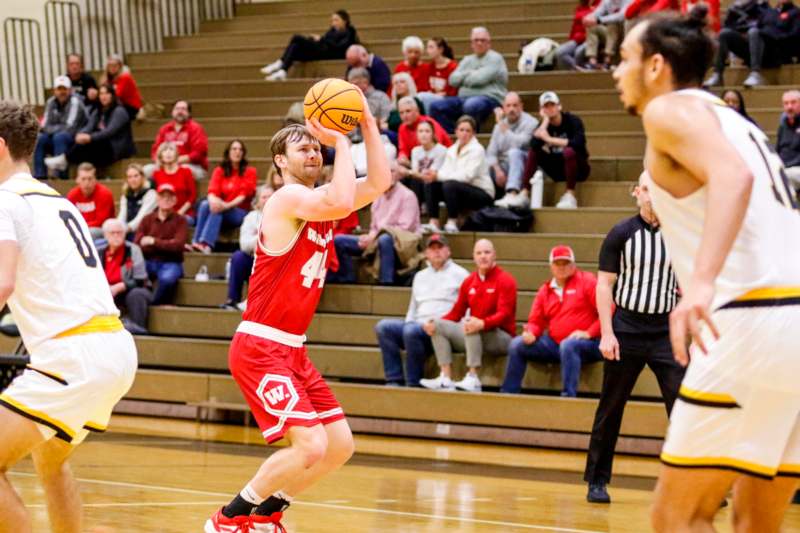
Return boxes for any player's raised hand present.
[669,281,719,366]
[305,117,346,148]
[350,85,376,130]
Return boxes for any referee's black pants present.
[583,332,685,485]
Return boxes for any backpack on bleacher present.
[460,206,533,233]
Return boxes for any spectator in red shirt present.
[396,97,451,166]
[417,37,459,114]
[99,54,142,121]
[192,140,258,253]
[420,239,517,393]
[556,0,600,70]
[152,142,197,222]
[66,162,115,239]
[501,245,602,397]
[394,36,430,94]
[145,100,209,181]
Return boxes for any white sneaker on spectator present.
[44,153,68,172]
[443,221,459,233]
[260,60,283,75]
[496,190,529,209]
[266,69,287,81]
[419,374,456,391]
[236,300,247,312]
[555,191,578,209]
[494,191,518,208]
[420,222,440,233]
[454,373,482,392]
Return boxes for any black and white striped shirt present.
[598,215,678,334]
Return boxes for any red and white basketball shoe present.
[204,508,287,533]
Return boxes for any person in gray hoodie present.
[582,0,634,69]
[429,27,508,133]
[34,75,87,179]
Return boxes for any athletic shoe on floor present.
[555,191,578,209]
[419,373,456,391]
[587,482,611,503]
[454,373,482,392]
[205,509,286,533]
[250,512,287,533]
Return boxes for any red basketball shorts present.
[229,332,345,443]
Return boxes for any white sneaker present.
[419,374,456,391]
[506,189,530,208]
[443,221,459,233]
[420,222,441,233]
[235,300,247,312]
[454,373,482,392]
[44,153,68,171]
[266,69,287,81]
[494,191,518,208]
[555,191,578,209]
[260,60,283,75]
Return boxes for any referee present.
[583,172,685,503]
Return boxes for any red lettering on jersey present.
[243,220,334,335]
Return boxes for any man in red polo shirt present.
[66,162,115,239]
[501,245,602,397]
[420,238,517,392]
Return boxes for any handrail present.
[1,0,236,105]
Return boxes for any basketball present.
[303,78,363,134]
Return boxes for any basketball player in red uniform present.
[205,94,391,532]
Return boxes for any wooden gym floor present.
[8,416,800,532]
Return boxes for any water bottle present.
[225,259,231,281]
[194,265,209,282]
[530,170,544,209]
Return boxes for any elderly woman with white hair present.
[394,36,430,93]
[387,72,425,132]
[96,218,153,334]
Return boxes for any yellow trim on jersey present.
[778,464,800,476]
[55,316,123,339]
[661,452,777,478]
[0,393,75,441]
[678,385,739,407]
[83,421,107,433]
[734,287,800,301]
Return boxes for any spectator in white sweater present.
[488,92,539,208]
[220,185,274,310]
[118,163,157,239]
[424,115,494,232]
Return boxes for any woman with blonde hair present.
[152,141,197,222]
[118,163,157,238]
[387,72,424,132]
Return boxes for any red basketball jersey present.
[243,220,335,335]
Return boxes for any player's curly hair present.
[0,101,39,161]
[637,8,716,88]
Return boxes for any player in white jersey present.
[0,101,137,533]
[613,9,800,533]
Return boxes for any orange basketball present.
[303,78,363,134]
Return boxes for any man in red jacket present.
[501,245,602,397]
[66,162,115,240]
[145,100,209,181]
[420,238,517,392]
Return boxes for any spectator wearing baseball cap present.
[501,245,602,397]
[134,183,188,305]
[374,234,469,387]
[421,238,517,392]
[525,91,590,209]
[34,75,88,179]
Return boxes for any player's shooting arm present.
[0,241,19,306]
[353,100,392,211]
[643,96,753,287]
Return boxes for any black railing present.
[2,0,236,104]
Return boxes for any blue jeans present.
[227,250,254,302]
[34,131,73,179]
[328,233,396,284]
[374,319,432,386]
[501,334,602,397]
[193,201,247,249]
[428,95,500,133]
[496,147,529,192]
[145,260,184,305]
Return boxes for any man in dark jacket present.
[778,89,800,191]
[98,218,152,334]
[345,45,392,93]
[34,76,87,179]
[524,91,590,209]
[705,0,800,87]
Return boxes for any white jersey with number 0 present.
[0,173,118,349]
[648,89,800,310]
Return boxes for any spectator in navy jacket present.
[778,89,800,190]
[262,10,359,81]
[345,45,392,93]
[420,239,517,393]
[501,245,602,397]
